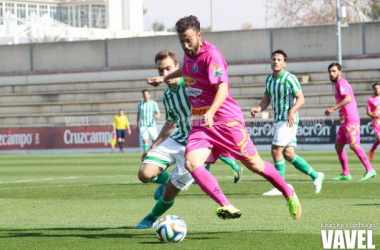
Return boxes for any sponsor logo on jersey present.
[183,76,197,86]
[192,64,198,73]
[191,107,210,116]
[186,87,202,96]
[212,64,223,77]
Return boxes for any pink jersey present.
[182,40,245,126]
[366,96,380,132]
[334,78,360,123]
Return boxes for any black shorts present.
[116,129,125,139]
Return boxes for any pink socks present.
[336,149,350,176]
[352,146,374,172]
[260,161,293,199]
[191,166,231,206]
[371,141,379,152]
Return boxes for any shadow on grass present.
[139,229,284,244]
[0,227,284,241]
[0,226,156,239]
[353,203,380,206]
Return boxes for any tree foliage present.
[271,0,377,27]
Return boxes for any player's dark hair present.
[119,109,123,112]
[271,50,287,62]
[175,15,200,33]
[373,82,380,89]
[154,50,178,66]
[142,89,149,94]
[328,63,342,71]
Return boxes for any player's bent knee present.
[185,160,197,172]
[138,164,160,183]
[242,158,263,174]
[349,144,359,150]
[137,171,151,183]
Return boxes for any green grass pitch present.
[0,151,379,250]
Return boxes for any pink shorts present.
[185,121,258,164]
[336,123,361,145]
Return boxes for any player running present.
[251,50,324,195]
[367,82,380,161]
[148,15,301,220]
[136,50,242,229]
[325,63,377,181]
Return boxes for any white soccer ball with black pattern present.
[155,215,187,243]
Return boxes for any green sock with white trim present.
[218,156,240,171]
[149,197,175,220]
[288,154,318,181]
[143,144,149,152]
[274,159,286,179]
[152,172,172,184]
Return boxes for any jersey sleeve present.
[338,81,348,96]
[137,102,141,114]
[264,75,271,95]
[154,101,160,113]
[112,116,117,126]
[288,74,302,94]
[366,99,373,111]
[205,50,229,85]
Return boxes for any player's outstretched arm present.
[147,67,183,87]
[325,94,351,116]
[251,94,270,118]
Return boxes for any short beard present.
[330,77,338,83]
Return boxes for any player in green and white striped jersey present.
[136,50,194,229]
[137,90,160,152]
[251,50,324,196]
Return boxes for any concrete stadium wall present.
[203,29,271,62]
[33,40,106,72]
[366,22,380,55]
[108,35,182,68]
[0,44,31,73]
[0,22,379,74]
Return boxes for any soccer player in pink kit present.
[325,63,377,181]
[148,15,301,220]
[367,82,380,161]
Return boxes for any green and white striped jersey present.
[162,78,191,145]
[137,99,160,127]
[264,70,302,124]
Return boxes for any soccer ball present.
[155,215,187,243]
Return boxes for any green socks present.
[143,144,149,152]
[205,164,211,171]
[289,155,318,181]
[152,172,171,184]
[149,197,175,220]
[274,159,286,179]
[218,156,240,171]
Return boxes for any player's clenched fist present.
[251,107,261,118]
[147,76,164,87]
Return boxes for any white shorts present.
[272,122,298,147]
[142,138,193,191]
[140,126,158,141]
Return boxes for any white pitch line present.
[0,175,134,184]
[0,181,142,190]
